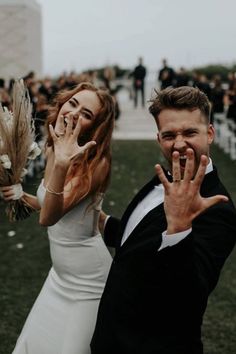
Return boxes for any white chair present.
[213,113,231,153]
[227,119,236,160]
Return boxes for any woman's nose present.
[73,112,79,119]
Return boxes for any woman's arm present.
[0,185,40,211]
[39,115,96,226]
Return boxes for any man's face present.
[157,109,214,178]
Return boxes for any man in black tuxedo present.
[91,86,236,354]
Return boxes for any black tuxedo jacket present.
[91,168,236,354]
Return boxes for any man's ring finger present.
[173,179,181,183]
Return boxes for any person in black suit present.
[130,57,147,108]
[91,86,236,354]
[158,58,175,89]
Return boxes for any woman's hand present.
[155,148,228,234]
[0,184,24,201]
[49,113,96,168]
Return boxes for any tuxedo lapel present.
[200,167,218,196]
[120,202,167,250]
[117,167,171,248]
[119,175,159,235]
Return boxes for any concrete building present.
[0,0,42,80]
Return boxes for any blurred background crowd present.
[1,59,236,142]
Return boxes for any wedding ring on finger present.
[173,179,181,183]
[55,132,65,137]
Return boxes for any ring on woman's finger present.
[55,132,65,137]
[173,179,181,182]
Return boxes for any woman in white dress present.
[1,82,115,354]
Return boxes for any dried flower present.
[0,154,12,169]
[28,142,41,160]
[0,79,40,221]
[20,168,28,178]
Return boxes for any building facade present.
[0,0,42,80]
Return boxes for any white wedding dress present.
[12,181,112,354]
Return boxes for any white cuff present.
[158,228,192,251]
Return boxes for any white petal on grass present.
[7,230,16,237]
[16,243,24,249]
[109,201,115,206]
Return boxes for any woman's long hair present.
[45,82,115,207]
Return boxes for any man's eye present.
[185,131,197,137]
[162,135,174,140]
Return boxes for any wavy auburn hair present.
[45,82,115,206]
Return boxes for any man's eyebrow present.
[160,128,199,136]
[160,130,174,136]
[72,97,94,117]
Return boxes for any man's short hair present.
[149,86,211,125]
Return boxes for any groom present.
[91,86,236,354]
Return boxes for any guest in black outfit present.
[225,81,236,122]
[175,67,190,87]
[130,57,147,108]
[91,86,236,354]
[210,75,225,123]
[158,58,175,89]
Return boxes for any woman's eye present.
[69,100,76,107]
[80,112,91,120]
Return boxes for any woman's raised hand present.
[49,113,96,167]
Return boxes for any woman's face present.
[57,89,101,133]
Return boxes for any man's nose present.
[173,134,186,150]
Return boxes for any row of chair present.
[214,113,236,161]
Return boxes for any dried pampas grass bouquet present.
[0,79,41,221]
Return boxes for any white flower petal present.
[16,243,24,249]
[7,230,16,237]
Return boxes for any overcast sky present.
[37,0,236,76]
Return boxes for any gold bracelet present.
[46,185,64,195]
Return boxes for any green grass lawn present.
[0,141,236,354]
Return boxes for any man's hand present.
[155,148,228,235]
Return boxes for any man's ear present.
[208,124,215,145]
[157,132,160,143]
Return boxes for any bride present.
[1,82,115,354]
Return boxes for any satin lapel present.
[117,167,171,247]
[200,167,218,196]
[120,202,167,250]
[119,175,159,236]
